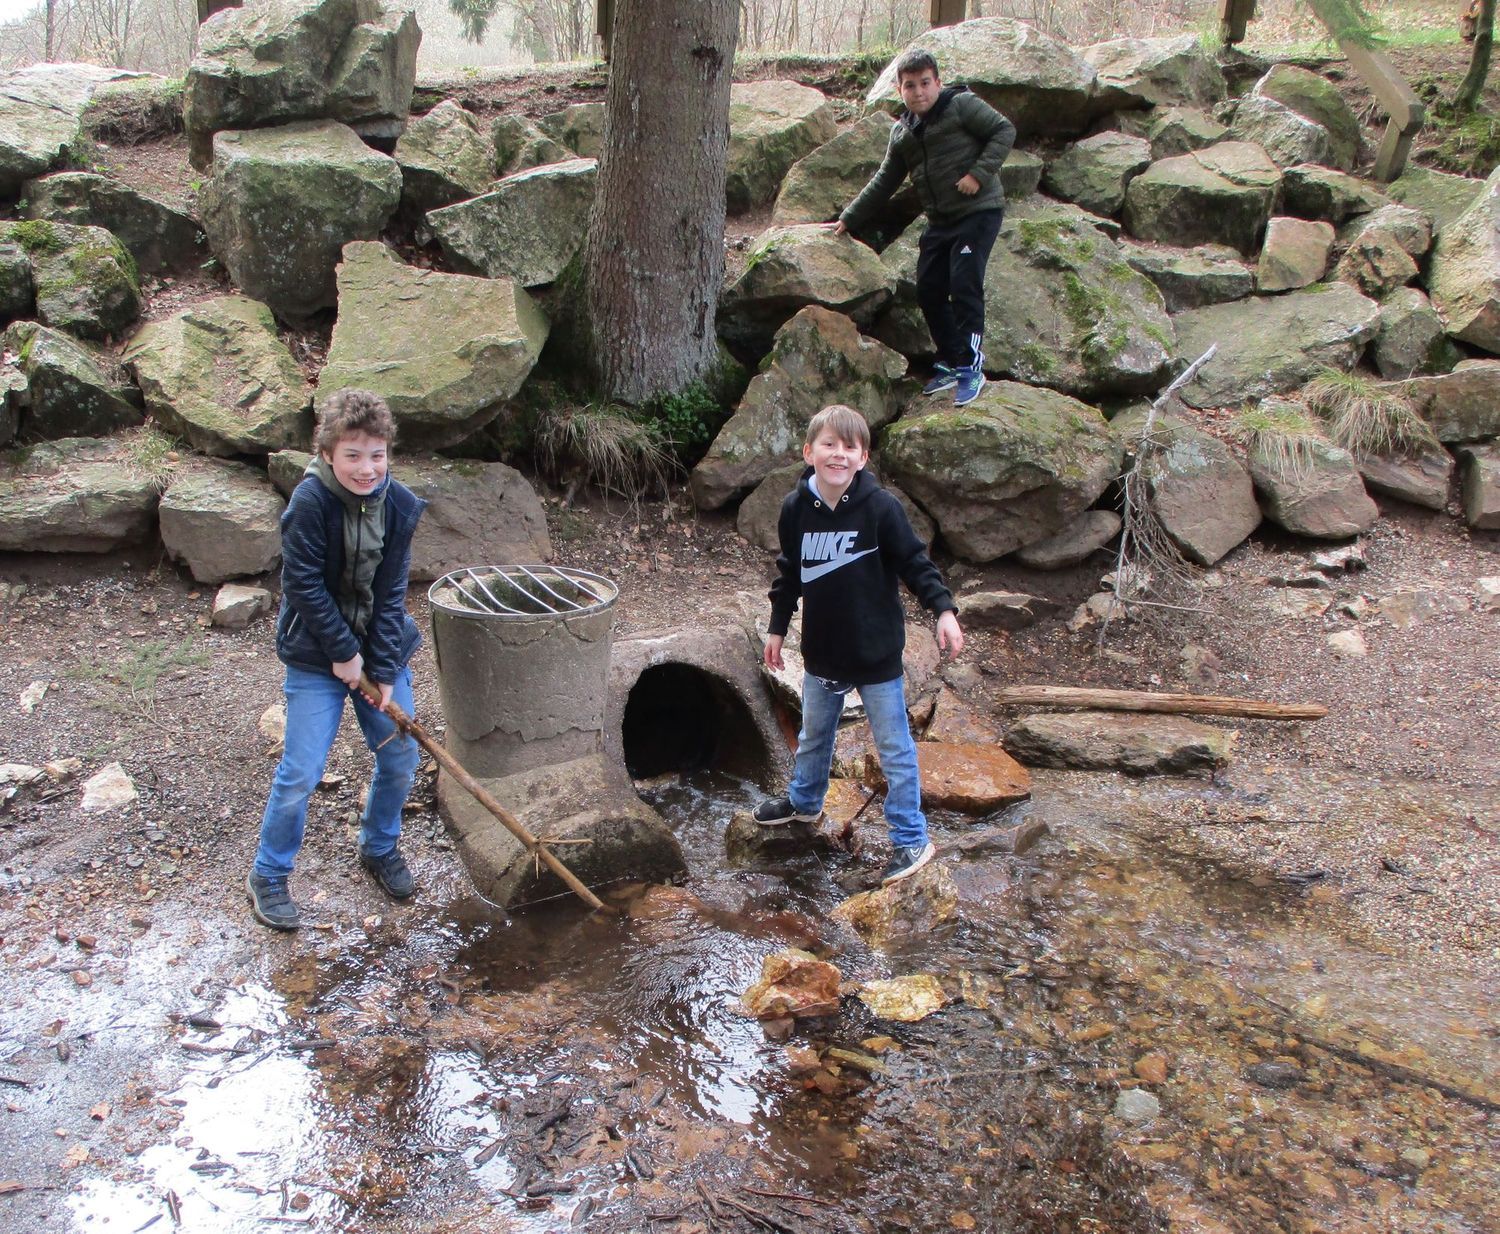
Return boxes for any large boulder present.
[399,455,551,581]
[1228,96,1332,170]
[772,114,916,228]
[537,102,605,160]
[1112,406,1260,566]
[0,241,30,321]
[1458,443,1500,529]
[1357,446,1454,511]
[158,459,285,583]
[0,366,22,446]
[0,220,141,341]
[1146,106,1228,160]
[183,0,420,168]
[727,81,837,213]
[691,306,905,510]
[3,321,142,441]
[1083,35,1226,110]
[1390,360,1500,443]
[1256,216,1334,292]
[1248,432,1378,539]
[1123,142,1282,256]
[1281,164,1390,224]
[22,173,203,274]
[1171,283,1381,408]
[0,63,138,196]
[200,120,401,321]
[491,113,572,176]
[122,295,312,457]
[393,99,494,219]
[1372,288,1460,379]
[1427,166,1500,353]
[1251,64,1362,172]
[1004,712,1234,775]
[982,205,1174,398]
[867,18,1098,138]
[1041,131,1151,217]
[315,242,548,448]
[427,157,596,288]
[718,225,895,355]
[880,381,1124,562]
[0,436,158,553]
[1120,240,1253,311]
[1385,165,1484,235]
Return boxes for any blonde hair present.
[805,404,870,451]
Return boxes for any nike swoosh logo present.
[802,548,877,583]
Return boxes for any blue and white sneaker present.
[922,363,958,396]
[953,367,986,407]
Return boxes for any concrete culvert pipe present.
[429,566,686,909]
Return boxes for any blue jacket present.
[274,473,427,684]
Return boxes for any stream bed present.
[58,767,1498,1233]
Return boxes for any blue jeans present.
[253,664,419,879]
[787,674,928,848]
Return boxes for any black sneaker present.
[246,872,300,931]
[751,795,822,828]
[881,841,936,886]
[360,848,415,900]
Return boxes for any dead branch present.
[993,686,1327,720]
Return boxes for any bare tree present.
[583,0,738,402]
[1456,0,1496,113]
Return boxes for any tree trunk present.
[584,0,738,403]
[1456,0,1497,113]
[45,0,56,59]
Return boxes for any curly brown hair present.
[314,389,397,455]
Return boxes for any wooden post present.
[1342,43,1425,181]
[596,0,615,61]
[1218,0,1256,44]
[930,0,968,28]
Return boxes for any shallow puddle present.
[63,767,1497,1233]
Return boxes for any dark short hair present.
[895,49,940,83]
[314,389,396,454]
[805,404,871,452]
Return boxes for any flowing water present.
[61,767,1497,1233]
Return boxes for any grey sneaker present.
[360,848,415,900]
[246,872,300,931]
[881,841,936,886]
[751,795,822,827]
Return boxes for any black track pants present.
[914,207,1003,371]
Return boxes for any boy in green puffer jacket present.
[833,48,1015,407]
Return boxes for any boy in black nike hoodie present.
[832,47,1015,409]
[754,404,963,885]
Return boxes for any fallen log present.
[993,686,1326,721]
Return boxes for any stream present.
[62,767,1497,1233]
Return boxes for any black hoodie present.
[768,468,956,686]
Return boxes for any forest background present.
[0,0,1477,77]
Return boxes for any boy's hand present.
[956,173,981,195]
[824,219,848,235]
[763,634,785,671]
[331,653,364,689]
[936,610,964,659]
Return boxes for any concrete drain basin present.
[430,566,686,909]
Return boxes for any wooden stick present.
[993,686,1327,721]
[357,676,614,914]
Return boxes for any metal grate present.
[428,565,618,620]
